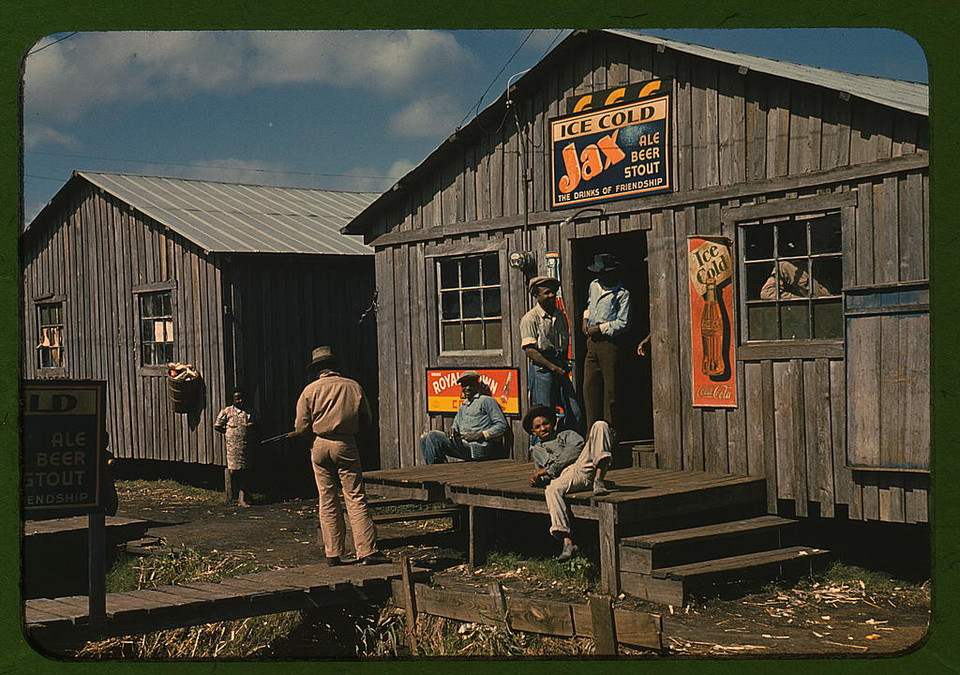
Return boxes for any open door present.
[571,231,654,445]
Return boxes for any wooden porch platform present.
[363,460,767,595]
[25,562,429,648]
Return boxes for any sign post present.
[22,379,108,633]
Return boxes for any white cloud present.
[23,31,478,123]
[22,125,81,150]
[388,94,462,138]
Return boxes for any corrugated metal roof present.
[75,171,376,255]
[609,30,928,116]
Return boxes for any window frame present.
[133,281,178,374]
[435,252,504,356]
[34,297,66,373]
[722,193,856,361]
[424,240,508,366]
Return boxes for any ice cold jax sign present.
[550,95,672,210]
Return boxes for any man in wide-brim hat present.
[581,253,631,433]
[289,346,390,566]
[419,370,508,464]
[522,405,613,561]
[519,276,583,437]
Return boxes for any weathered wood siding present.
[21,184,227,465]
[225,254,379,469]
[362,32,929,523]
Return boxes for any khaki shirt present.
[295,371,372,438]
[519,303,569,354]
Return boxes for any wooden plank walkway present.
[25,562,430,646]
[363,460,767,596]
[23,515,150,539]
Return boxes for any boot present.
[557,540,579,561]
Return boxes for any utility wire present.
[28,32,78,55]
[457,29,535,130]
[24,150,394,181]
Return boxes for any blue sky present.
[21,28,928,224]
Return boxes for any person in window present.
[214,387,257,508]
[760,260,830,300]
[582,253,631,433]
[520,276,583,436]
[420,371,508,463]
[289,347,390,566]
[524,405,613,561]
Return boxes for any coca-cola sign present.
[688,237,737,408]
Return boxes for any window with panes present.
[740,211,843,341]
[36,302,64,369]
[437,253,502,352]
[139,291,175,365]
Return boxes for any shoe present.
[557,541,579,561]
[325,556,343,567]
[592,479,610,495]
[361,551,391,565]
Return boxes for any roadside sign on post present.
[22,379,108,632]
[22,380,106,517]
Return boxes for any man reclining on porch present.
[420,371,509,464]
[525,404,613,561]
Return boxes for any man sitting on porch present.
[420,371,509,464]
[525,404,613,561]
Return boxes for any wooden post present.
[400,556,419,655]
[588,595,618,656]
[487,581,509,629]
[224,467,233,501]
[87,511,107,635]
[598,502,620,596]
[468,506,488,568]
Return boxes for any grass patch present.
[105,547,263,593]
[485,550,600,590]
[115,479,227,507]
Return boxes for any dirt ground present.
[114,482,930,659]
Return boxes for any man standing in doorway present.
[520,276,583,434]
[290,346,390,566]
[582,253,631,433]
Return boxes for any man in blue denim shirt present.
[519,276,583,435]
[420,371,509,464]
[581,253,631,432]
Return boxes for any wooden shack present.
[343,30,929,525]
[21,171,379,474]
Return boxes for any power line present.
[24,150,394,181]
[28,32,78,56]
[457,29,536,131]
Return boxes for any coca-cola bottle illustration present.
[700,280,724,376]
[499,371,513,407]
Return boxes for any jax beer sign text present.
[550,93,673,210]
[426,368,520,415]
[687,238,737,408]
[22,380,106,515]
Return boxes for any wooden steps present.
[618,515,832,606]
[619,515,797,574]
[372,506,464,526]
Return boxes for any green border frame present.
[3,1,957,673]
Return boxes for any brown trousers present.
[582,338,619,431]
[310,436,378,560]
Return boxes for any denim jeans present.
[528,356,583,434]
[419,430,499,464]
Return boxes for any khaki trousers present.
[545,421,613,538]
[310,436,378,559]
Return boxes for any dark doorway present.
[571,231,654,444]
